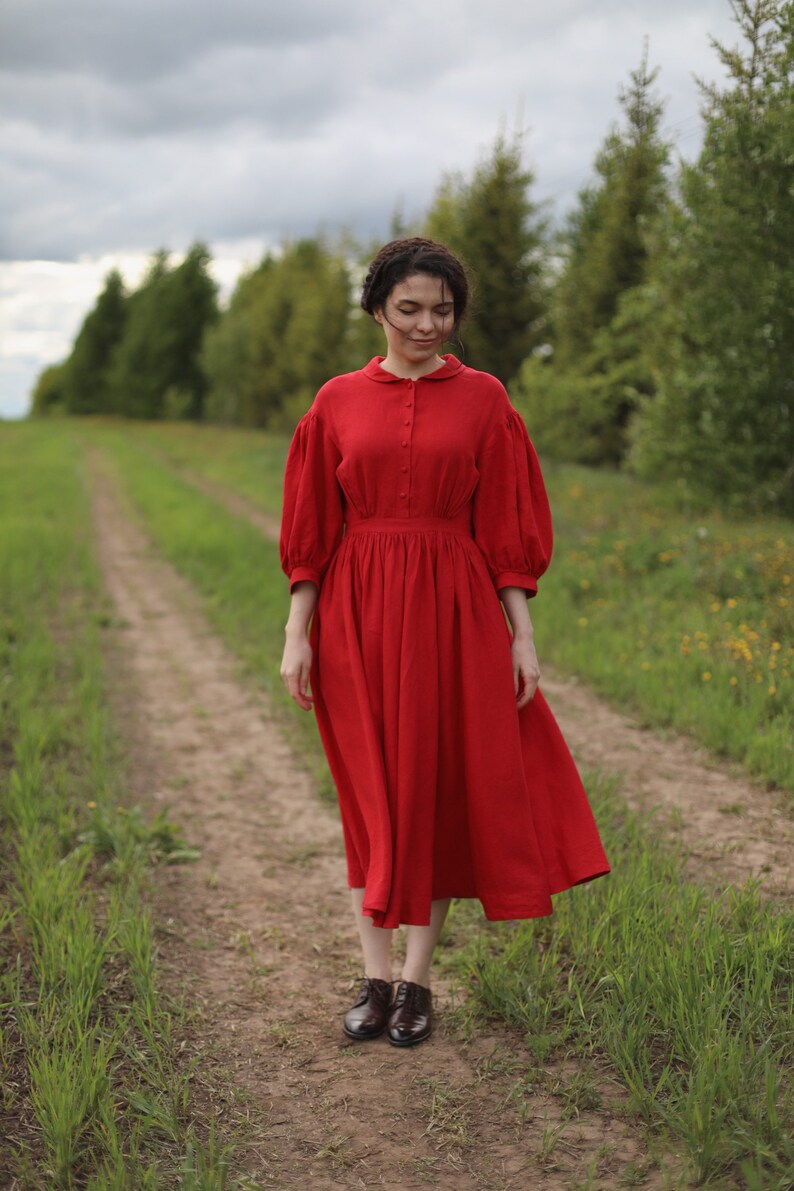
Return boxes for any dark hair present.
[360,237,469,331]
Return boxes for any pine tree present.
[108,245,218,419]
[203,238,353,429]
[514,47,671,464]
[62,270,127,414]
[630,0,794,513]
[425,134,548,384]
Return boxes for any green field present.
[87,413,794,797]
[1,417,792,1188]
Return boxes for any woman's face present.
[374,272,454,366]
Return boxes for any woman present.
[279,237,609,1048]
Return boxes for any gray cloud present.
[1,0,738,260]
[0,0,370,82]
[0,0,741,412]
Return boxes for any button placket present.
[398,380,415,507]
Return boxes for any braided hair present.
[360,237,469,334]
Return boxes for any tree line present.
[31,0,794,516]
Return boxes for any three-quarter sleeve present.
[472,405,553,598]
[280,409,345,593]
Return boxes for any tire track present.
[86,448,665,1189]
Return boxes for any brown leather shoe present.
[343,978,393,1041]
[387,981,433,1047]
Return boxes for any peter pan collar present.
[363,354,464,383]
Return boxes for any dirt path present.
[182,468,793,902]
[85,450,668,1189]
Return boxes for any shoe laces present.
[393,981,428,1012]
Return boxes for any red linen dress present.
[280,354,610,928]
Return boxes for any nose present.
[415,308,435,333]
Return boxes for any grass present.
[78,416,793,799]
[444,772,794,1189]
[532,461,794,798]
[0,422,249,1187]
[101,417,287,513]
[72,417,794,1187]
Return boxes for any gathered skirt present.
[308,512,610,929]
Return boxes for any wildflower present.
[709,601,721,613]
[702,671,712,682]
[87,800,97,809]
[729,677,738,686]
[726,598,738,609]
[577,617,588,627]
[769,686,777,697]
[641,661,651,671]
[580,579,591,590]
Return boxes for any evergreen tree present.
[62,269,127,414]
[514,48,671,464]
[108,244,218,420]
[425,134,548,384]
[630,0,794,513]
[203,239,352,429]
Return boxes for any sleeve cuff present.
[494,572,538,598]
[289,565,322,593]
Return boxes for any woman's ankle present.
[399,968,431,988]
[364,967,393,984]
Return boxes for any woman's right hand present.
[280,632,315,711]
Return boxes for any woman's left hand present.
[511,634,541,709]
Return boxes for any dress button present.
[405,401,413,407]
[401,440,408,447]
[399,492,406,499]
[401,466,408,473]
[404,420,411,426]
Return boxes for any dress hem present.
[356,863,611,929]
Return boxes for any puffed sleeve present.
[472,405,553,598]
[280,410,345,594]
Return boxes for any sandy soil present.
[85,451,671,1189]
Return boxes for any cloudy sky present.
[1,0,738,417]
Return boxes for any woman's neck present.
[379,353,445,381]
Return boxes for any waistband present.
[344,512,473,537]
